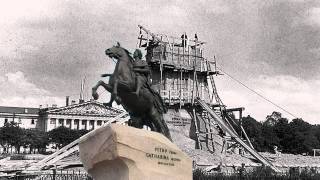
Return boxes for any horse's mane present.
[122,47,134,63]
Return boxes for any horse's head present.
[105,42,132,61]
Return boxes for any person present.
[132,49,151,96]
[132,49,167,114]
[181,33,188,47]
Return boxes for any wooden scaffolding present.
[137,25,279,172]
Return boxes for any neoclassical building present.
[0,100,124,132]
[0,106,39,129]
[38,100,124,132]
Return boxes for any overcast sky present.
[0,0,319,124]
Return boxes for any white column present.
[94,120,98,129]
[46,118,51,132]
[86,120,89,130]
[79,120,82,130]
[55,119,58,128]
[71,119,74,129]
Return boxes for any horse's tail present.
[150,88,167,114]
[159,115,172,141]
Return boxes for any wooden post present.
[193,108,202,149]
[182,35,185,66]
[177,46,180,66]
[160,45,163,94]
[171,38,174,64]
[180,70,183,108]
[191,41,197,105]
[52,169,56,180]
[187,74,190,103]
[187,45,190,66]
[240,110,243,138]
[214,55,217,76]
[192,71,195,105]
[169,90,171,105]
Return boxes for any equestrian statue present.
[92,42,172,140]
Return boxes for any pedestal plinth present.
[79,124,192,180]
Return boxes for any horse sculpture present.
[92,43,172,140]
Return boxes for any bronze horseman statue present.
[92,43,171,140]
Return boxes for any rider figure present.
[133,49,151,96]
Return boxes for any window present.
[31,119,35,125]
[50,119,56,124]
[82,120,86,125]
[97,121,102,126]
[90,120,94,125]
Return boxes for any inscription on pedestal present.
[146,147,181,166]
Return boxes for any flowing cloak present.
[133,60,167,114]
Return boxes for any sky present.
[0,0,319,124]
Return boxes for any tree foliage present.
[0,122,24,153]
[242,111,320,155]
[47,126,89,149]
[0,122,89,154]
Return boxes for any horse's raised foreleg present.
[103,79,119,107]
[92,80,116,106]
[92,80,105,100]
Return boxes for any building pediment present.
[45,100,123,117]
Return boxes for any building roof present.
[42,100,124,117]
[0,100,124,117]
[0,106,39,114]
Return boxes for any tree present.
[273,118,292,152]
[313,125,320,149]
[0,122,24,153]
[23,129,49,153]
[240,112,320,155]
[261,122,280,152]
[242,115,264,151]
[48,127,89,149]
[0,126,8,153]
[286,118,317,154]
[265,111,282,126]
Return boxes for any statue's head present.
[133,49,142,60]
[105,42,130,59]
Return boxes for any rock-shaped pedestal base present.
[79,124,192,180]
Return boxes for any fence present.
[0,170,92,180]
[193,167,320,180]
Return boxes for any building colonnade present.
[47,116,108,132]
